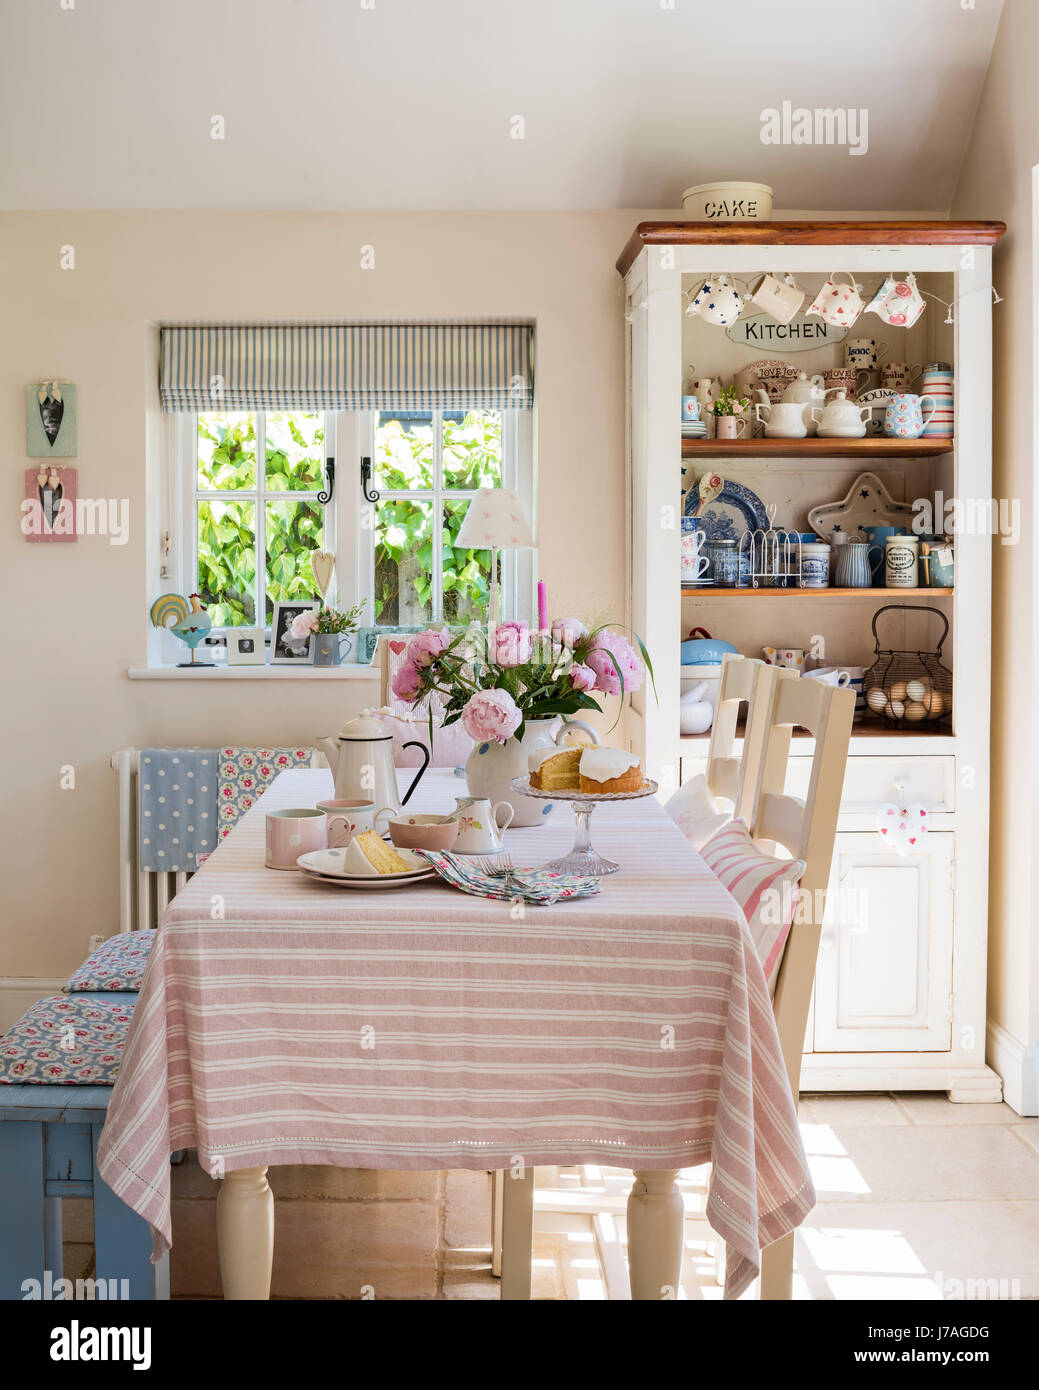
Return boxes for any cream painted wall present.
[952,0,1039,1107]
[0,210,646,978]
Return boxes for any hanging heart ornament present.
[875,802,928,856]
[38,383,64,447]
[310,550,335,599]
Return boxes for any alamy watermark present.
[760,102,868,157]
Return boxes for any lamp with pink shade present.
[453,487,534,628]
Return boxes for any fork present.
[476,853,532,895]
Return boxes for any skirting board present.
[0,978,66,1033]
[987,1021,1039,1117]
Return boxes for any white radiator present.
[110,747,322,932]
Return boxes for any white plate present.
[807,471,917,541]
[297,847,432,883]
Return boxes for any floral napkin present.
[416,851,600,905]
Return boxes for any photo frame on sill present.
[270,601,320,665]
[226,627,266,666]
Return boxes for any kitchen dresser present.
[617,220,1005,1101]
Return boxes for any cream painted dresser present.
[617,219,1005,1101]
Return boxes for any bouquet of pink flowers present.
[391,618,653,745]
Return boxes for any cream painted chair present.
[495,668,854,1300]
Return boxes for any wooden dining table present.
[98,766,814,1300]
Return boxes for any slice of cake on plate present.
[343,829,413,875]
[528,746,582,790]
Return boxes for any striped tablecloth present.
[98,768,814,1298]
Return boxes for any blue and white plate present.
[682,479,769,540]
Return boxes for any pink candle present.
[537,580,548,632]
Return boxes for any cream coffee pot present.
[316,711,429,815]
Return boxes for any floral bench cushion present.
[62,930,156,993]
[0,995,136,1085]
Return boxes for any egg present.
[906,678,931,703]
[903,700,927,722]
[887,699,906,720]
[926,689,946,718]
[866,687,888,713]
[889,680,908,703]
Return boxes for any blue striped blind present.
[160,323,534,412]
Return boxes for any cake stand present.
[509,776,659,876]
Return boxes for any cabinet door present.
[813,832,953,1053]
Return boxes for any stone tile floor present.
[63,1093,1039,1299]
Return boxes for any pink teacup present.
[265,807,327,870]
[316,798,393,849]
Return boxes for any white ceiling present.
[0,0,1004,212]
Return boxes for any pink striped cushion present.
[700,820,805,995]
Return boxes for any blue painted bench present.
[0,1082,169,1300]
[0,981,170,1301]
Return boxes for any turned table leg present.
[626,1169,684,1300]
[217,1166,274,1300]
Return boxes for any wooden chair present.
[742,674,855,1299]
[494,669,854,1301]
[704,654,784,821]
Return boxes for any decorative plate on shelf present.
[682,477,769,540]
[807,471,917,541]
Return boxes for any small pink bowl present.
[387,814,459,852]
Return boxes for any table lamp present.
[453,487,534,627]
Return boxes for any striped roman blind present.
[159,323,534,412]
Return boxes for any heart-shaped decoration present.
[310,550,335,598]
[39,391,64,447]
[389,640,406,655]
[875,802,928,857]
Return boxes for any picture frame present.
[226,627,266,666]
[27,382,78,457]
[22,466,78,543]
[270,601,320,665]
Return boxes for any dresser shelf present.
[681,437,953,459]
[679,586,953,599]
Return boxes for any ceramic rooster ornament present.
[150,592,214,666]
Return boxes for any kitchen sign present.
[726,311,847,351]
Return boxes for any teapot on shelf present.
[316,711,429,816]
[811,390,874,439]
[753,389,809,439]
[780,371,827,435]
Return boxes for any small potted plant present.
[311,602,363,665]
[711,385,750,440]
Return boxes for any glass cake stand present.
[509,775,659,876]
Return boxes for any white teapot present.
[811,390,873,439]
[754,389,808,439]
[781,371,827,435]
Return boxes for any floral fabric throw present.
[63,931,157,993]
[0,995,136,1085]
[217,747,313,838]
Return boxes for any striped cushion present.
[700,820,805,995]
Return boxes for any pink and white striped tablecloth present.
[98,767,814,1298]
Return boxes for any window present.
[168,406,532,645]
[187,411,332,627]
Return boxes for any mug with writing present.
[823,366,869,402]
[844,337,888,372]
[265,807,327,870]
[316,797,394,849]
[881,361,923,394]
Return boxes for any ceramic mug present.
[863,526,907,586]
[451,798,515,855]
[265,807,327,870]
[316,797,394,849]
[925,540,955,587]
[762,646,805,670]
[800,542,832,588]
[865,272,926,328]
[823,366,867,402]
[806,271,865,328]
[681,395,701,421]
[749,272,804,324]
[681,526,710,582]
[881,361,923,393]
[689,275,746,327]
[804,667,852,687]
[844,337,888,371]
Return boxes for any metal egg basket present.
[863,604,953,728]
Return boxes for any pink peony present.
[492,620,531,668]
[569,662,597,693]
[391,660,424,703]
[406,629,448,669]
[289,611,318,640]
[550,617,587,650]
[461,687,522,744]
[587,631,644,697]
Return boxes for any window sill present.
[128,665,378,681]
